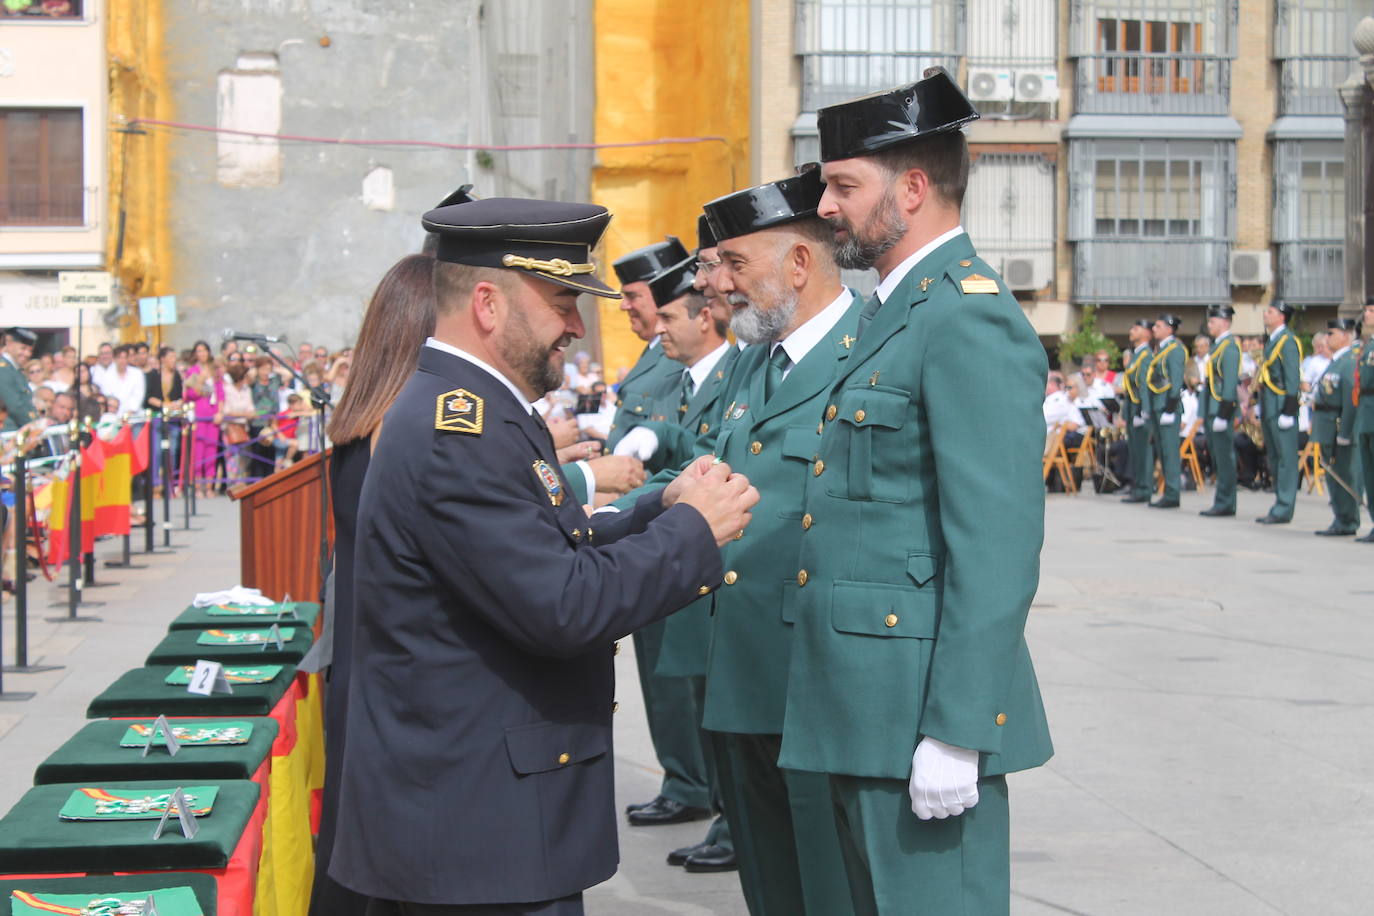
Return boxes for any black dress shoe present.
[683,845,738,873]
[1149,499,1179,508]
[667,840,711,867]
[626,796,711,826]
[1314,525,1357,536]
[625,795,661,814]
[1120,495,1149,504]
[1198,507,1235,517]
[1255,515,1290,525]
[1355,530,1374,543]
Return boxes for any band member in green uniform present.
[0,327,39,430]
[791,70,1052,915]
[1119,319,1155,504]
[1256,302,1303,525]
[1358,300,1374,542]
[1199,305,1241,517]
[1312,318,1360,536]
[1145,313,1185,508]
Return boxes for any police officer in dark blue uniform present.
[330,197,759,916]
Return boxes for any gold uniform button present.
[613,641,621,655]
[613,702,620,713]
[699,422,710,434]
[698,585,711,596]
[802,513,813,530]
[634,405,644,413]
[825,405,837,421]
[587,528,594,542]
[610,423,618,431]
[813,459,825,476]
[572,528,583,541]
[750,441,762,455]
[724,570,738,585]
[884,613,899,628]
[959,259,972,267]
[733,530,744,540]
[995,713,1008,726]
[616,398,623,406]
[558,753,571,765]
[854,409,866,423]
[817,422,824,435]
[797,569,809,587]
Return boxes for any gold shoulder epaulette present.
[960,273,999,295]
[435,387,484,434]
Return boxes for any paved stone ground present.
[1,482,1370,915]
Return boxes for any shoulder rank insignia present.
[435,388,484,434]
[533,459,564,506]
[960,273,999,295]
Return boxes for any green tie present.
[765,345,790,402]
[679,370,693,413]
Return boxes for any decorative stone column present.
[1341,18,1374,319]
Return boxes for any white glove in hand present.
[1337,436,1352,447]
[1211,417,1229,433]
[1131,415,1145,428]
[909,737,980,820]
[612,426,659,461]
[1277,414,1296,431]
[1160,412,1176,425]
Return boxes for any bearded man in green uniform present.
[1119,319,1155,503]
[786,70,1052,915]
[1145,313,1185,508]
[1199,305,1241,517]
[1357,300,1374,543]
[1255,302,1303,525]
[1312,318,1361,536]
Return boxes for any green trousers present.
[1261,415,1299,520]
[1150,414,1181,501]
[632,620,709,808]
[1127,416,1154,499]
[830,774,1010,916]
[1205,419,1237,512]
[708,731,854,916]
[1322,439,1360,529]
[686,676,732,853]
[1360,430,1374,523]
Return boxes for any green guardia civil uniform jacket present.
[1145,335,1186,417]
[779,235,1053,780]
[1256,326,1302,421]
[1201,332,1240,421]
[631,344,741,484]
[1120,344,1150,422]
[1357,336,1374,430]
[0,355,36,431]
[604,342,682,469]
[1312,347,1357,447]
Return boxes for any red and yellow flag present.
[96,425,134,536]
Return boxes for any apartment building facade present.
[753,0,1363,342]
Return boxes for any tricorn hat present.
[420,197,620,299]
[1156,313,1182,330]
[697,214,718,252]
[647,255,699,307]
[817,68,980,163]
[613,237,690,286]
[702,168,825,243]
[1327,317,1358,332]
[1206,305,1235,319]
[1272,302,1296,318]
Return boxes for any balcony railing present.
[1279,58,1353,117]
[1074,53,1230,115]
[799,52,962,112]
[1277,241,1343,304]
[1073,238,1230,304]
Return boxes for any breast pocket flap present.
[835,386,909,430]
[780,425,820,460]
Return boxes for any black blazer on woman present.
[144,368,183,409]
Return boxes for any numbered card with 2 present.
[164,664,281,687]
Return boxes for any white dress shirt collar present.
[1331,345,1352,361]
[874,226,965,304]
[425,338,532,414]
[685,340,730,396]
[771,287,855,373]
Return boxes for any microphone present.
[222,328,286,344]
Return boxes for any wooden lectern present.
[230,451,334,602]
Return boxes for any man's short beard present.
[729,281,799,346]
[830,184,908,270]
[499,302,565,395]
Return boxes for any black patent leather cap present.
[647,255,699,306]
[613,237,690,286]
[817,68,980,163]
[697,214,718,251]
[1206,305,1235,319]
[702,168,824,244]
[1328,317,1358,331]
[1156,313,1182,329]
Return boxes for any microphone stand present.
[255,343,332,599]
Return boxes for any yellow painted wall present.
[592,0,751,381]
[106,0,171,342]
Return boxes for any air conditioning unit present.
[967,69,1014,103]
[1003,254,1053,291]
[1229,250,1273,286]
[1013,70,1060,103]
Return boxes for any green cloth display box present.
[86,666,297,719]
[167,602,321,633]
[0,779,259,873]
[34,718,278,786]
[0,873,218,916]
[144,627,312,667]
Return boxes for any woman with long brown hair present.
[310,253,436,916]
